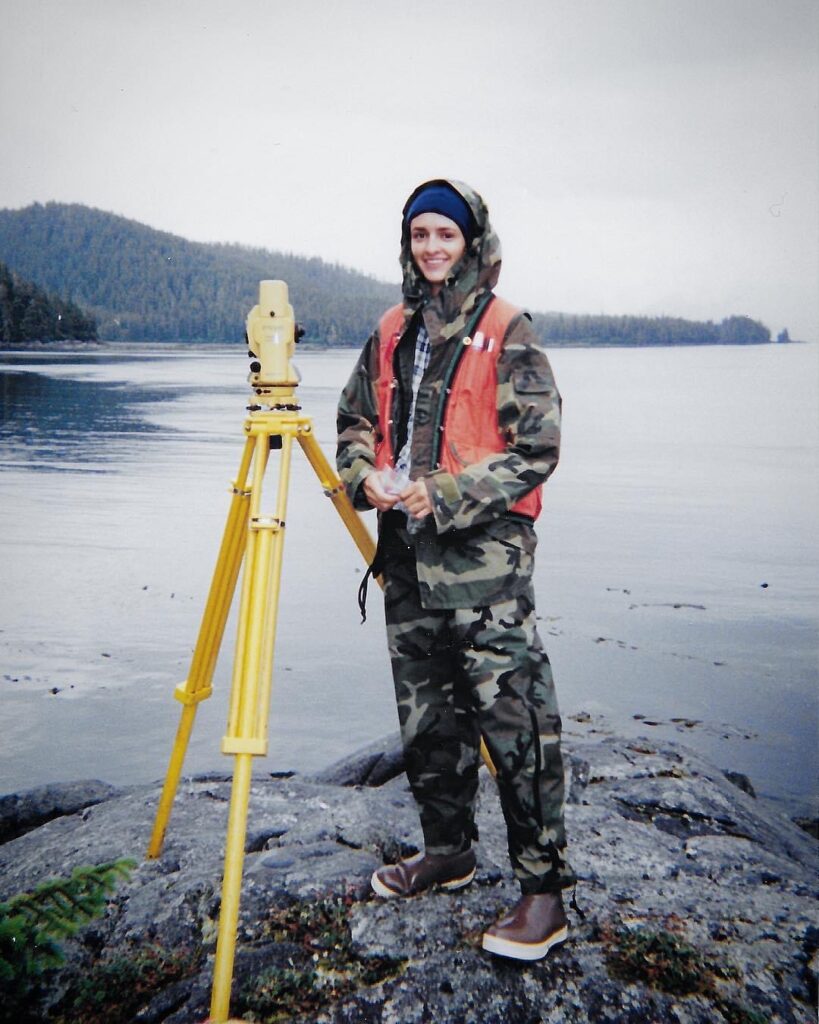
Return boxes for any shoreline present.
[0,709,815,833]
[0,560,815,822]
[1,337,813,356]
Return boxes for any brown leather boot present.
[482,892,569,960]
[371,849,477,898]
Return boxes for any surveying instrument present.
[146,281,379,1022]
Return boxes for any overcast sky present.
[2,0,817,339]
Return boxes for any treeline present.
[0,202,781,347]
[0,261,97,344]
[530,311,772,347]
[0,203,398,344]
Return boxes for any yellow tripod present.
[146,281,377,1022]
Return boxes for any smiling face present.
[409,212,467,295]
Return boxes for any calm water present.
[1,344,816,817]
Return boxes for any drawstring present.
[569,882,586,920]
[358,530,387,623]
[357,510,414,623]
[357,567,374,623]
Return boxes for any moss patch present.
[235,895,404,1023]
[604,924,717,995]
[602,920,768,1024]
[53,941,201,1024]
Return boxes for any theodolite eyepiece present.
[245,280,302,402]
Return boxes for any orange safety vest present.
[374,295,542,521]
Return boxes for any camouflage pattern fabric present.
[382,519,574,894]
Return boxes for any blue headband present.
[404,184,475,243]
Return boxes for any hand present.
[399,479,433,520]
[363,473,400,512]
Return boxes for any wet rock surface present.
[1,735,816,1023]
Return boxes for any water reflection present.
[0,368,171,470]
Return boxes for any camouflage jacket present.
[336,180,561,610]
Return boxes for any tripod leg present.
[210,426,294,1022]
[147,437,255,859]
[210,752,253,1022]
[297,426,376,566]
[223,438,269,743]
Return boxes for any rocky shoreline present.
[1,733,816,1023]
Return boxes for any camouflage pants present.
[383,550,575,895]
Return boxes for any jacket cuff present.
[343,458,376,510]
[426,471,462,533]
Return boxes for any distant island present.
[0,202,788,347]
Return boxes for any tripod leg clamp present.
[174,682,213,705]
[221,737,268,755]
[250,515,284,532]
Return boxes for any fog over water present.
[0,344,816,818]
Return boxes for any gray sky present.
[2,0,817,339]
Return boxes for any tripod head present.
[246,280,304,405]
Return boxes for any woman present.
[336,179,574,961]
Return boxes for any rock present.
[0,778,122,843]
[309,731,405,787]
[722,769,757,797]
[0,736,816,1023]
[793,816,819,841]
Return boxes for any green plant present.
[603,922,772,1023]
[240,965,323,1022]
[0,858,135,1022]
[235,895,403,1022]
[716,1000,770,1024]
[56,942,201,1024]
[605,926,712,995]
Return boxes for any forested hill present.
[0,261,97,343]
[531,310,774,347]
[0,202,778,346]
[0,203,399,344]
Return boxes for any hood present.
[399,179,502,334]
